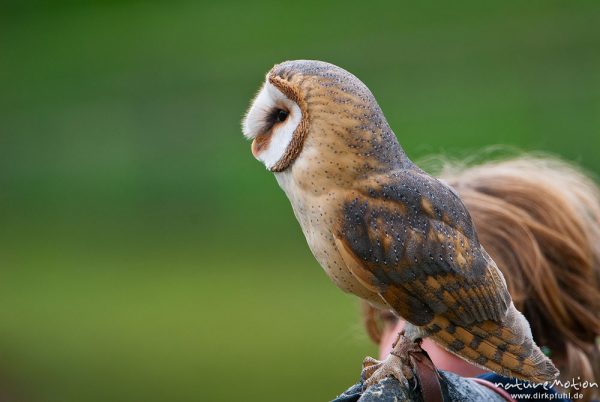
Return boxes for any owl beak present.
[251,132,271,158]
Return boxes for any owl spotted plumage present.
[242,60,558,385]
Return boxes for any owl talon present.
[362,356,379,369]
[361,335,420,390]
[361,354,412,390]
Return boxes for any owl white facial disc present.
[242,79,302,171]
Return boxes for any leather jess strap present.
[409,350,444,402]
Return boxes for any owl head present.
[242,60,407,177]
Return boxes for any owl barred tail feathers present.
[422,304,558,382]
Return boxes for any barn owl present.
[241,60,558,387]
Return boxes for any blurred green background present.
[1,1,599,401]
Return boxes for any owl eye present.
[262,108,290,133]
[275,109,289,123]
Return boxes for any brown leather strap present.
[410,350,444,402]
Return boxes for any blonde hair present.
[363,155,600,400]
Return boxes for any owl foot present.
[361,334,422,390]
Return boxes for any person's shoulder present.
[331,371,519,402]
[331,382,361,402]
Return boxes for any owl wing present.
[334,168,511,327]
